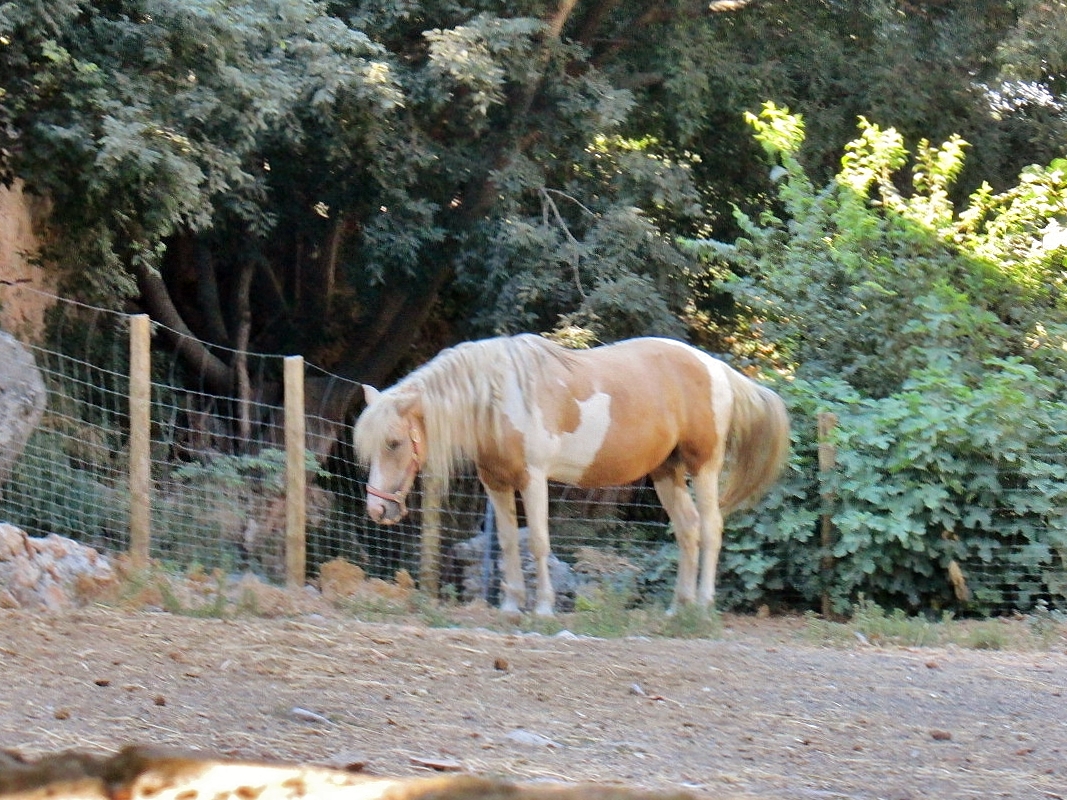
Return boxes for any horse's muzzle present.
[367,497,406,525]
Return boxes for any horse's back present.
[574,337,731,416]
[527,337,733,486]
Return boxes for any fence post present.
[284,355,306,588]
[817,412,838,617]
[128,314,152,570]
[420,475,443,598]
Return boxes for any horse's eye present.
[386,439,401,452]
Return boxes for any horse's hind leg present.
[652,463,700,611]
[485,486,526,613]
[520,472,555,616]
[690,466,724,608]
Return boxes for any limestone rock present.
[0,523,116,609]
[0,330,46,492]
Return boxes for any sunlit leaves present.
[424,15,542,119]
[705,103,1067,612]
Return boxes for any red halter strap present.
[365,425,422,517]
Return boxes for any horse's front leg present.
[519,472,555,616]
[484,486,525,613]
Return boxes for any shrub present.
[697,104,1067,614]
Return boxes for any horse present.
[353,334,790,616]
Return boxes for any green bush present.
[699,104,1067,614]
[0,429,129,546]
[727,369,1067,614]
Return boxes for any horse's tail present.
[719,368,791,515]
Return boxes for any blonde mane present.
[356,335,576,488]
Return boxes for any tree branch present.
[233,258,255,448]
[546,0,581,38]
[540,187,595,299]
[195,239,231,346]
[133,261,235,394]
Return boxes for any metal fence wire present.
[0,293,681,605]
[0,289,1064,614]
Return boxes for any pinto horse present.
[354,334,790,615]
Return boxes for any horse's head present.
[354,385,424,524]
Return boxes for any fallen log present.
[0,745,714,800]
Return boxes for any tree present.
[700,102,1067,395]
[0,0,710,400]
[642,1,1067,203]
[3,0,1066,406]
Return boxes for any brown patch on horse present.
[474,418,530,492]
[556,341,722,488]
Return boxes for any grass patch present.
[653,603,723,639]
[804,597,949,648]
[804,597,1066,651]
[102,565,1065,648]
[964,622,1009,650]
[509,589,722,639]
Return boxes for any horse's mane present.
[358,335,576,488]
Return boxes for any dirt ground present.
[1,605,1065,800]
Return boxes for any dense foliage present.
[695,106,1067,613]
[3,2,1066,383]
[0,0,708,390]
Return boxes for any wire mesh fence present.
[0,291,682,607]
[0,288,1065,614]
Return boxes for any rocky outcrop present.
[449,527,580,612]
[0,524,116,610]
[0,331,46,491]
[0,181,55,341]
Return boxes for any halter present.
[365,424,422,518]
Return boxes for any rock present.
[449,527,581,612]
[289,707,333,725]
[0,330,46,493]
[0,523,116,609]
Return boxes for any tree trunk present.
[233,258,255,448]
[195,241,232,346]
[134,261,235,394]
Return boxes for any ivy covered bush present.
[699,104,1067,614]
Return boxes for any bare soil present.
[1,606,1065,800]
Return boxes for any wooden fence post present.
[284,355,306,588]
[817,412,838,617]
[420,475,443,598]
[128,314,151,570]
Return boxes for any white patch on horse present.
[656,338,734,436]
[502,373,612,484]
[544,392,612,484]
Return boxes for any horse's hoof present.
[533,603,555,617]
[667,599,692,616]
[499,598,522,614]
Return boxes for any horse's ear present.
[362,385,381,406]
